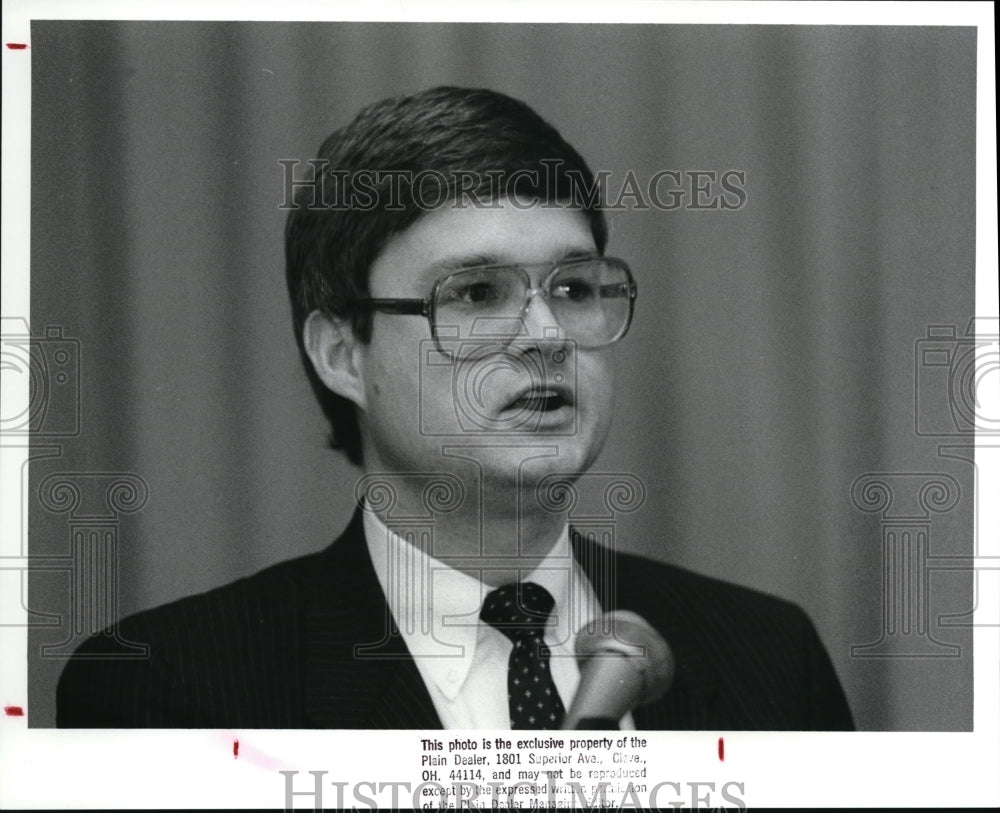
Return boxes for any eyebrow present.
[423,253,501,277]
[417,247,600,286]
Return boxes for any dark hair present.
[285,86,608,464]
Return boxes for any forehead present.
[367,200,597,296]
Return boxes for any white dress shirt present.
[363,509,634,729]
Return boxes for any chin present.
[475,440,597,486]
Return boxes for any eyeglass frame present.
[346,256,638,355]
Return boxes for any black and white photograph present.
[1,1,997,809]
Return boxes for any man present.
[57,86,853,730]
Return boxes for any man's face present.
[355,198,617,489]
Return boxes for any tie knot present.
[480,582,555,642]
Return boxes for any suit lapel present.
[300,509,442,729]
[571,529,720,730]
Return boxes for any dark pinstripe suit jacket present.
[57,509,854,729]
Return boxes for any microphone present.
[562,611,674,730]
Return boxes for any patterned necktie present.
[480,581,566,730]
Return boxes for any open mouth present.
[505,387,572,413]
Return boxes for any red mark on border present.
[717,736,724,761]
[6,43,29,50]
[233,739,239,758]
[4,706,25,716]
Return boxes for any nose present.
[519,288,568,346]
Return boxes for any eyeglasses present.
[349,257,637,357]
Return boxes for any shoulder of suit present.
[75,517,362,654]
[604,546,809,626]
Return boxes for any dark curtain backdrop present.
[28,21,976,730]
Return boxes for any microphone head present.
[574,610,675,705]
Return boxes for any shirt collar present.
[363,508,585,701]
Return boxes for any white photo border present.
[1,1,997,809]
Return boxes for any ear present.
[302,310,366,409]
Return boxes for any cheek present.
[366,358,404,411]
[362,339,426,425]
[579,353,616,410]
[580,357,617,454]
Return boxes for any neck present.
[362,473,572,587]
